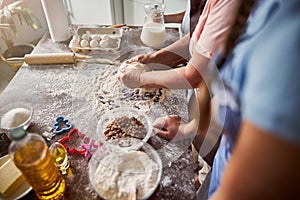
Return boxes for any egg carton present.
[69,27,122,52]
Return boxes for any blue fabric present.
[207,0,282,197]
[242,1,300,145]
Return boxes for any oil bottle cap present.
[10,127,26,140]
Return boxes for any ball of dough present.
[120,61,145,71]
[80,39,89,48]
[90,39,99,48]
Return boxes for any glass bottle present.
[9,127,66,200]
[140,1,166,48]
[49,142,70,175]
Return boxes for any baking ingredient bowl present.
[0,102,33,134]
[97,107,152,146]
[88,138,162,200]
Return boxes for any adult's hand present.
[127,54,154,64]
[127,54,170,70]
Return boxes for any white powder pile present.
[92,150,159,200]
[1,108,31,129]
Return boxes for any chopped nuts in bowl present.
[97,107,152,146]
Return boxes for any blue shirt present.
[208,0,282,197]
[243,1,300,145]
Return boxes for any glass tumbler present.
[49,142,70,175]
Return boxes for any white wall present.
[112,0,124,24]
[164,0,187,14]
[62,0,187,27]
[64,0,115,25]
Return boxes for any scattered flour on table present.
[92,150,159,200]
[32,64,187,138]
[94,62,172,113]
[0,108,30,128]
[161,176,172,187]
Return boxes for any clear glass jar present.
[140,1,166,48]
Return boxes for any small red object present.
[58,128,87,155]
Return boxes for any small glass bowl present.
[0,102,33,132]
[97,107,152,147]
[88,138,162,200]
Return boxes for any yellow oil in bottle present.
[13,139,66,200]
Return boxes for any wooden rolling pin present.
[6,53,84,65]
[6,53,116,65]
[26,53,77,64]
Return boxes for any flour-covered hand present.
[117,67,144,89]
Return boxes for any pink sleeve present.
[194,0,239,59]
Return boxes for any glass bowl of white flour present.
[88,138,162,200]
[0,102,33,133]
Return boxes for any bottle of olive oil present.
[9,128,65,200]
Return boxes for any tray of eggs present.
[69,27,122,52]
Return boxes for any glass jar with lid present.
[140,1,166,49]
